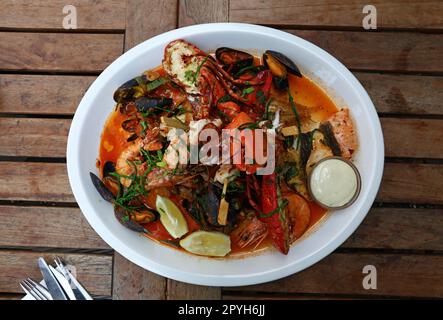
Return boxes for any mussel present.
[113,75,148,103]
[215,47,254,74]
[102,161,116,178]
[199,184,220,226]
[135,96,173,113]
[263,50,302,90]
[114,206,147,233]
[121,118,140,132]
[90,172,115,203]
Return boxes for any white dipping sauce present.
[309,158,358,207]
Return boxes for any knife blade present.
[49,265,76,300]
[37,257,68,300]
[54,258,86,300]
[66,270,93,300]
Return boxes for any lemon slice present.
[179,231,231,257]
[155,195,188,239]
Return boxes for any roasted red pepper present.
[260,173,290,254]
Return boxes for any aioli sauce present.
[309,158,359,208]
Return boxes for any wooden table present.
[0,0,442,300]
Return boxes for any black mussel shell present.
[90,172,115,203]
[121,118,140,132]
[199,184,220,226]
[135,96,173,113]
[113,75,148,103]
[119,102,138,115]
[272,76,289,90]
[264,50,302,78]
[126,133,139,142]
[102,161,116,178]
[114,206,147,233]
[215,47,254,74]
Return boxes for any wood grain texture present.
[112,253,166,300]
[227,253,443,298]
[287,30,443,72]
[125,0,178,50]
[0,206,108,249]
[0,118,70,157]
[381,118,443,159]
[0,0,126,30]
[167,280,221,299]
[0,250,112,295]
[0,162,74,202]
[0,74,95,115]
[378,163,443,204]
[0,33,123,72]
[355,72,443,115]
[179,0,229,26]
[112,0,178,300]
[230,0,443,30]
[344,207,443,250]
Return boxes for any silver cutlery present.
[54,257,91,300]
[37,257,68,300]
[20,278,52,301]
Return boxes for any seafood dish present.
[90,39,359,257]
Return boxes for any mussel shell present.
[272,76,289,90]
[135,96,173,113]
[126,133,139,142]
[113,75,148,103]
[102,161,116,178]
[114,206,147,233]
[90,172,115,203]
[264,50,302,78]
[201,184,221,226]
[215,47,254,73]
[119,102,138,115]
[121,118,140,132]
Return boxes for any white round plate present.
[67,23,384,286]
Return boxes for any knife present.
[54,257,88,300]
[49,265,76,300]
[37,257,68,300]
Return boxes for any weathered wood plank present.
[0,0,126,30]
[230,0,443,30]
[112,253,166,300]
[0,118,70,158]
[112,0,178,300]
[179,0,229,26]
[378,163,443,204]
[0,74,95,115]
[0,250,112,295]
[344,207,443,250]
[0,162,74,202]
[0,293,24,300]
[381,118,443,159]
[167,280,221,299]
[0,206,108,249]
[227,253,443,298]
[0,33,124,72]
[287,30,443,73]
[125,0,178,50]
[355,72,443,116]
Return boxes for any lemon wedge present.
[155,195,189,239]
[179,231,231,257]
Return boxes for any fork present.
[20,278,53,300]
